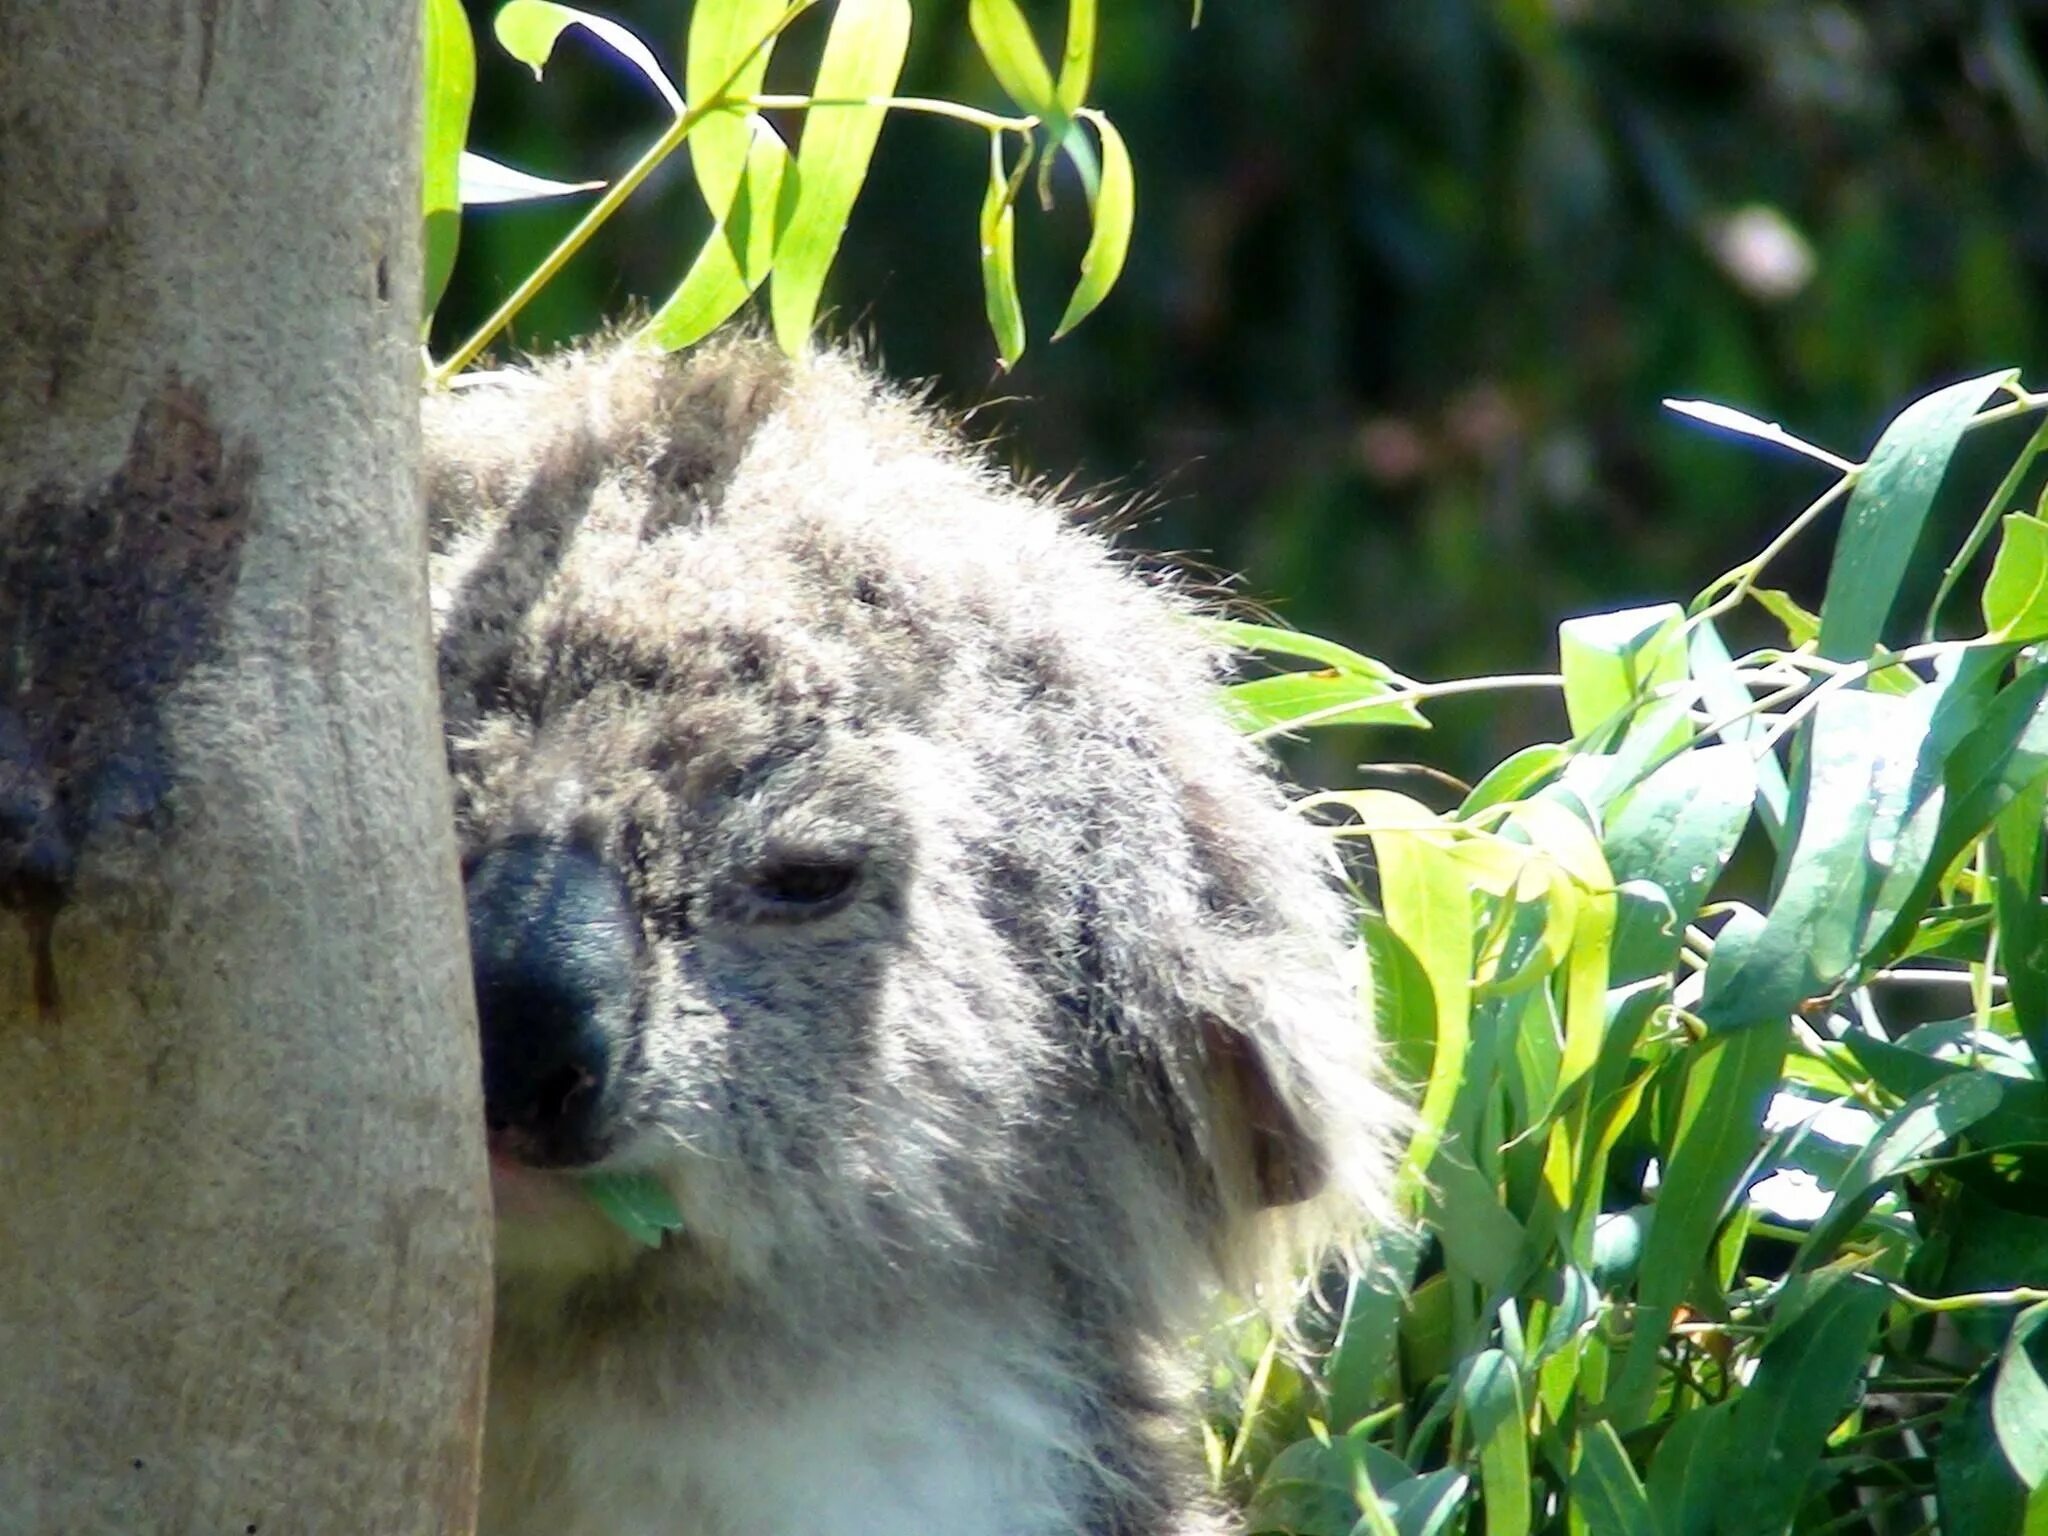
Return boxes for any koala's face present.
[440,497,1050,1288]
[429,341,1394,1307]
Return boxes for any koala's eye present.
[744,857,862,921]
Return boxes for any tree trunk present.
[0,3,490,1531]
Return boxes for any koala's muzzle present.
[466,835,638,1168]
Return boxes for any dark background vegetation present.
[437,0,2048,783]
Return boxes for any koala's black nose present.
[465,835,638,1168]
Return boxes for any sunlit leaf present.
[1223,670,1428,735]
[1203,619,1416,683]
[421,0,476,320]
[493,0,682,111]
[968,0,1058,118]
[1817,370,2014,661]
[637,120,790,352]
[1985,512,2048,641]
[684,0,786,215]
[1557,603,1689,755]
[770,0,912,353]
[1055,0,1097,116]
[457,151,602,204]
[979,135,1026,368]
[1052,111,1134,338]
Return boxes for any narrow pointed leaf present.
[638,120,790,353]
[979,137,1026,368]
[1985,512,2048,641]
[580,1171,685,1247]
[1052,111,1134,338]
[1458,1352,1530,1536]
[1993,1302,2048,1487]
[685,0,786,216]
[494,0,682,111]
[1610,1013,1788,1427]
[1701,1269,1894,1534]
[770,0,912,352]
[1572,1421,1654,1536]
[457,151,602,204]
[421,0,476,319]
[1223,670,1428,734]
[1055,0,1097,115]
[1794,1074,2004,1270]
[1817,371,2013,661]
[968,0,1057,116]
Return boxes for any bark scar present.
[1,377,255,1017]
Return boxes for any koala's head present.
[426,336,1397,1312]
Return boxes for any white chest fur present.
[480,1324,1095,1536]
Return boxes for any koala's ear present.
[1199,1013,1327,1210]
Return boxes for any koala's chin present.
[429,332,1404,1536]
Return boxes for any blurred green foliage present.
[436,0,2048,779]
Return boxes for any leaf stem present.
[1922,408,2048,641]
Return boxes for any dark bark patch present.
[0,377,255,1011]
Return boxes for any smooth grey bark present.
[0,2,491,1531]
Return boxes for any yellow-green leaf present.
[684,0,786,217]
[770,0,912,353]
[1984,513,2048,641]
[979,136,1026,369]
[1051,110,1134,339]
[968,0,1058,117]
[421,0,475,320]
[1055,0,1096,116]
[493,0,681,111]
[638,119,790,353]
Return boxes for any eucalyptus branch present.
[432,0,819,384]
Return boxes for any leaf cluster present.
[420,0,1134,377]
[1211,379,2048,1536]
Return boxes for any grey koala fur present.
[425,332,1401,1536]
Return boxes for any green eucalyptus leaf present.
[1984,513,2048,641]
[1794,1073,2005,1270]
[770,0,912,353]
[1938,1365,2034,1536]
[968,0,1058,118]
[581,1171,685,1247]
[1601,743,1755,980]
[684,0,786,216]
[1222,671,1428,735]
[1457,1351,1529,1536]
[1992,1301,2048,1487]
[1817,370,2013,661]
[1557,603,1688,753]
[638,120,790,352]
[1698,1269,1893,1535]
[1051,111,1134,338]
[1609,1010,1787,1427]
[1689,618,1790,841]
[1055,0,1097,116]
[421,0,475,321]
[494,0,681,110]
[978,136,1027,368]
[1571,1420,1654,1536]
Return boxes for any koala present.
[424,333,1401,1536]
